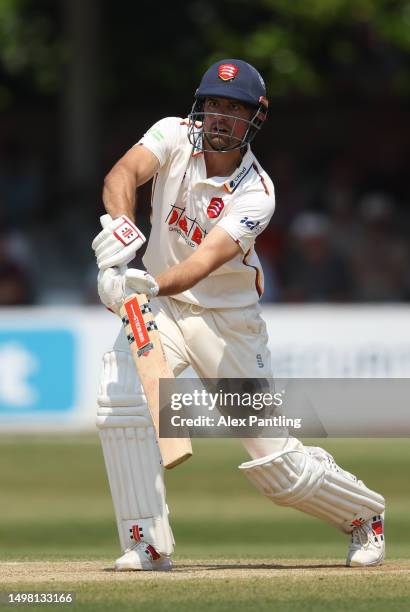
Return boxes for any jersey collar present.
[223,147,254,193]
[194,146,255,191]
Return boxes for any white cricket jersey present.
[138,116,275,308]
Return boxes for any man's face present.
[202,97,253,151]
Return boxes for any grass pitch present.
[1,436,409,611]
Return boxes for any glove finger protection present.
[125,268,159,299]
[97,266,127,315]
[97,267,159,315]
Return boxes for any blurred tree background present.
[0,0,409,304]
[1,0,410,104]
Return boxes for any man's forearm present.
[103,164,138,221]
[156,258,210,297]
[154,227,241,297]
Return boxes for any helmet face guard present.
[187,96,268,153]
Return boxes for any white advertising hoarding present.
[265,305,410,378]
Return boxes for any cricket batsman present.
[92,59,385,570]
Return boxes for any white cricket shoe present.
[115,542,172,571]
[346,513,385,567]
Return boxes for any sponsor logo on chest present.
[165,204,208,247]
[165,189,229,248]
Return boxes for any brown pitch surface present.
[1,559,409,583]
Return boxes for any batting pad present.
[96,349,174,555]
[239,444,385,533]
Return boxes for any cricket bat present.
[99,214,192,468]
[120,292,192,469]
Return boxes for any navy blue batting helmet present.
[196,59,267,107]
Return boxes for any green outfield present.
[1,436,409,611]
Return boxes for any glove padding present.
[122,268,159,299]
[92,214,146,270]
[98,267,159,316]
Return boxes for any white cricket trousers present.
[114,296,273,378]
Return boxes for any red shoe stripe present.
[146,544,161,561]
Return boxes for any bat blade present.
[120,293,192,469]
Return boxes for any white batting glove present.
[92,214,146,270]
[98,267,159,316]
[125,268,159,299]
[97,266,126,315]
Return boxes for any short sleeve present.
[217,190,275,253]
[136,117,179,168]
